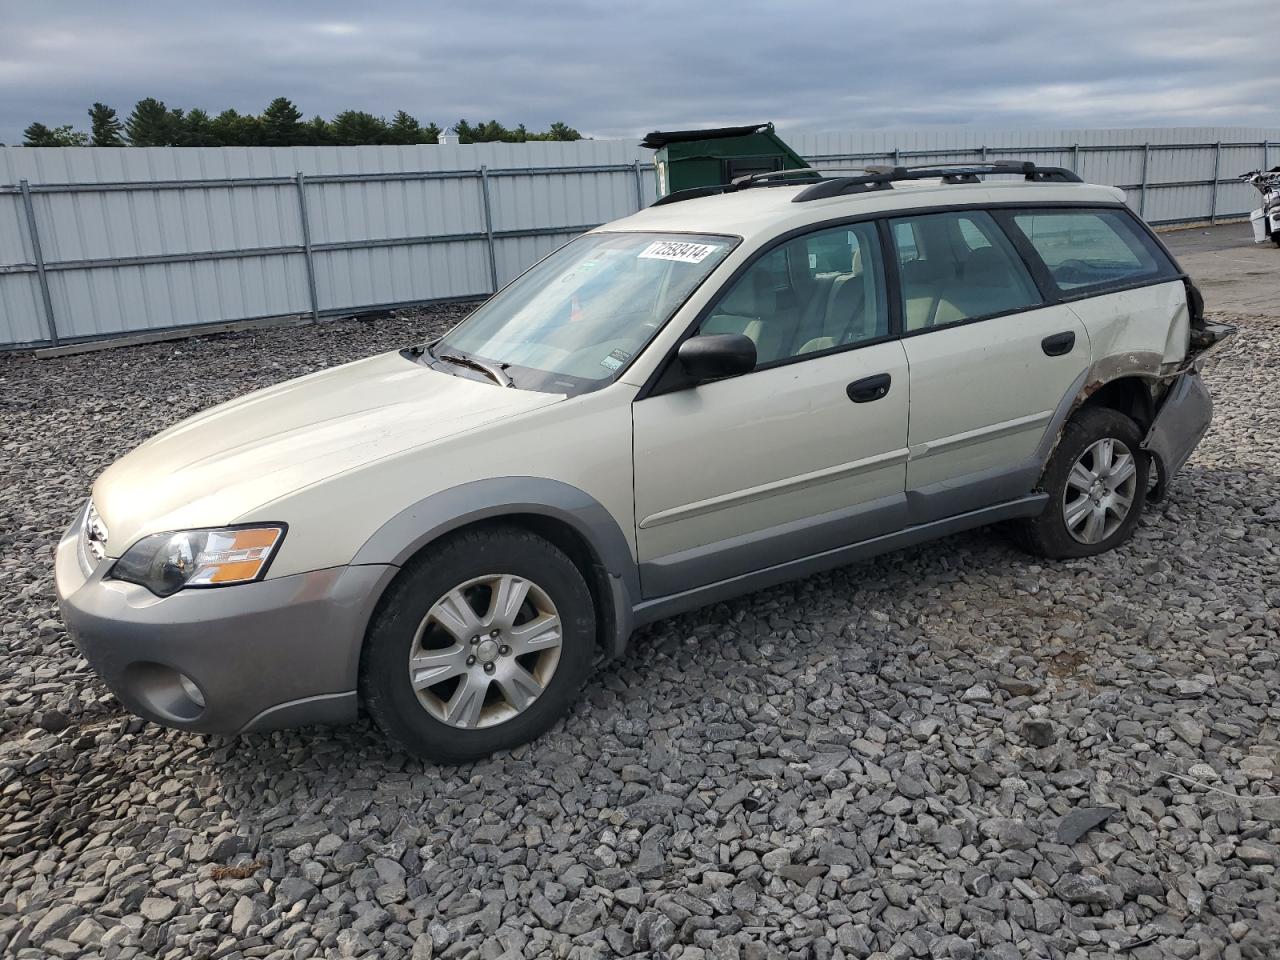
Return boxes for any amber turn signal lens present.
[187,527,284,586]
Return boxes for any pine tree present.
[545,121,581,141]
[23,122,57,146]
[261,97,304,146]
[184,109,220,146]
[303,116,332,146]
[386,110,423,145]
[452,119,476,143]
[125,98,178,146]
[88,103,125,146]
[210,109,263,146]
[23,122,88,146]
[164,107,188,145]
[330,111,388,145]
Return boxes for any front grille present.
[84,500,108,562]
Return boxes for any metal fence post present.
[1209,141,1222,224]
[479,165,499,294]
[1139,143,1151,219]
[1072,143,1080,176]
[979,145,987,163]
[633,159,645,210]
[294,172,320,323]
[19,179,60,347]
[1264,140,1271,174]
[892,148,901,168]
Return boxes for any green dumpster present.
[640,122,810,199]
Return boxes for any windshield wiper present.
[437,352,514,388]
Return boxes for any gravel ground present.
[1,304,1278,960]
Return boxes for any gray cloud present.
[1,0,1277,144]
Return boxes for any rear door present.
[889,209,1091,524]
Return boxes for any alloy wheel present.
[407,574,562,729]
[1062,436,1139,545]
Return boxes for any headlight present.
[109,525,285,597]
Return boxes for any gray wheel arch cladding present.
[350,477,639,657]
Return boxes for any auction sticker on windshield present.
[638,240,720,264]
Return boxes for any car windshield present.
[431,231,737,392]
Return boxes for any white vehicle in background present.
[1241,167,1280,245]
[56,161,1236,761]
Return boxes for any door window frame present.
[635,200,1188,400]
[641,213,900,397]
[885,208,1048,340]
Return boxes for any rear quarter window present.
[1010,209,1177,294]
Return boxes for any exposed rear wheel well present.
[1080,376,1155,431]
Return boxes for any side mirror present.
[677,334,756,382]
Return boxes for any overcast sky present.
[2,0,1278,145]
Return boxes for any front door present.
[632,221,911,598]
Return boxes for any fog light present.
[123,662,207,722]
[178,673,206,708]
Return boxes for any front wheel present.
[360,526,597,762]
[1013,407,1148,559]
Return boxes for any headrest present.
[962,247,1009,285]
[718,263,776,316]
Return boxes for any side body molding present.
[350,477,640,656]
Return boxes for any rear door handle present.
[847,373,892,403]
[1041,331,1076,356]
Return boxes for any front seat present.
[701,267,784,361]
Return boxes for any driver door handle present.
[1041,331,1076,356]
[847,373,892,403]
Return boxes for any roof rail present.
[791,161,1082,203]
[649,160,1083,207]
[650,167,821,207]
[729,168,824,187]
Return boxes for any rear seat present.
[901,247,1035,330]
[900,257,955,331]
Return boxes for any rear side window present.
[1010,209,1177,293]
[888,210,1041,332]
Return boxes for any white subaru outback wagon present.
[55,162,1234,761]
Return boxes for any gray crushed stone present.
[1,306,1277,960]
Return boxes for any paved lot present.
[0,228,1277,960]
[1161,223,1280,317]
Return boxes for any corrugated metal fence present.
[2,126,1277,350]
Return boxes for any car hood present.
[93,351,562,554]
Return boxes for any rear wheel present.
[360,527,596,761]
[1014,407,1148,559]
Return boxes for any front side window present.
[433,232,736,392]
[698,221,888,366]
[1010,209,1175,293]
[889,210,1041,332]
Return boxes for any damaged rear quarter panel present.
[1069,280,1190,382]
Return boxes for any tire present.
[1013,406,1149,559]
[360,526,596,762]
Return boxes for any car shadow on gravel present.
[215,521,1070,784]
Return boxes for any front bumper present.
[54,505,395,734]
